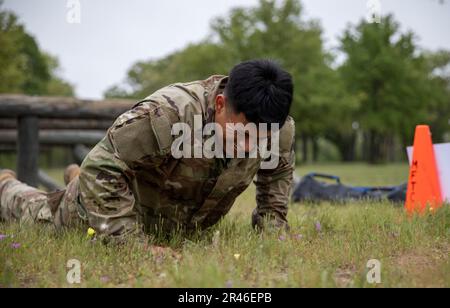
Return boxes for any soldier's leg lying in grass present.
[0,168,83,229]
[0,170,53,224]
[0,166,142,244]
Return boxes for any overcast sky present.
[3,0,450,99]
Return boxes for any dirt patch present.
[334,264,357,287]
[390,245,449,287]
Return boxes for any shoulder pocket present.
[149,107,173,154]
[110,109,174,164]
[109,116,158,165]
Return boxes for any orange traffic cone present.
[405,125,443,214]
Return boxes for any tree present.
[0,3,26,93]
[339,15,439,163]
[425,50,450,142]
[0,2,74,96]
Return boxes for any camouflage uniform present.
[0,75,295,241]
[0,173,80,227]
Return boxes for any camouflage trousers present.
[0,176,85,228]
[0,175,144,243]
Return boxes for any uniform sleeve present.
[78,104,176,243]
[253,116,295,232]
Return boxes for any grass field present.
[0,163,449,287]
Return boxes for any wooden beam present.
[0,129,105,145]
[0,118,113,130]
[0,94,135,119]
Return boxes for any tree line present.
[104,0,450,163]
[1,0,448,164]
[0,1,74,97]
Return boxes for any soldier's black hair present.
[225,59,293,127]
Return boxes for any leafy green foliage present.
[105,1,450,163]
[0,2,74,96]
[339,15,450,162]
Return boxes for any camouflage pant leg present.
[0,176,86,229]
[0,178,53,224]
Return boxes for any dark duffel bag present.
[291,173,407,203]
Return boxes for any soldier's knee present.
[53,176,86,229]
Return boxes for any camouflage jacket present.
[78,75,295,238]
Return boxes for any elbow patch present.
[279,116,295,154]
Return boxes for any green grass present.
[1,163,449,287]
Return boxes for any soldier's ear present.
[215,94,226,114]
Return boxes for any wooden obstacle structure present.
[0,94,135,190]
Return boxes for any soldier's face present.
[215,94,268,155]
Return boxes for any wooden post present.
[17,116,39,187]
